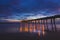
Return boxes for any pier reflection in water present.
[0,15,60,40]
[20,24,45,36]
[19,16,60,36]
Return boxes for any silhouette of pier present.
[19,15,60,34]
[0,15,60,40]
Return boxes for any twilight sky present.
[0,0,60,22]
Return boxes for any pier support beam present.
[51,18,54,32]
[53,18,57,32]
[40,20,42,31]
[35,20,37,30]
[20,22,23,32]
[43,20,45,31]
[33,20,36,32]
[28,21,30,32]
[46,19,49,31]
[38,20,40,31]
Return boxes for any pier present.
[19,15,60,33]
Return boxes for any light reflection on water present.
[0,23,60,36]
[19,24,60,36]
[19,24,45,36]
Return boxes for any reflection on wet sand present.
[19,17,60,37]
[20,27,22,32]
[19,24,45,36]
[42,25,45,35]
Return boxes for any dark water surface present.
[0,22,60,40]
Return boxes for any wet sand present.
[43,32,60,40]
[0,32,39,40]
[0,32,60,40]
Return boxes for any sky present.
[0,0,60,22]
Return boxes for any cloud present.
[26,14,47,20]
[0,19,21,22]
[0,10,58,21]
[0,0,60,21]
[0,0,60,14]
